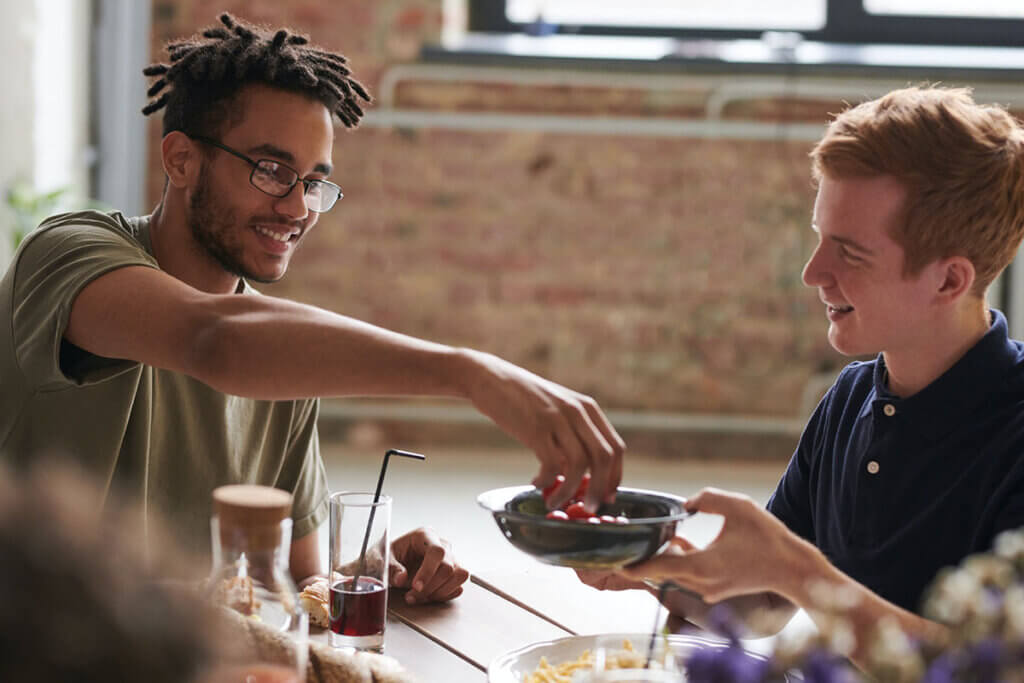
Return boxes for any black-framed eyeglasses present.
[190,135,343,213]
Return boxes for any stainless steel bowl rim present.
[477,485,691,525]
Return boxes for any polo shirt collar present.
[871,309,1018,442]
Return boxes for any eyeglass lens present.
[252,160,341,212]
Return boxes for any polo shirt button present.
[867,461,880,474]
[883,404,896,416]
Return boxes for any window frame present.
[469,0,1024,48]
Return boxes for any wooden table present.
[309,561,781,681]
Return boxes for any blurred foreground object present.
[206,484,308,680]
[0,460,219,682]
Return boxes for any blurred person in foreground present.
[0,460,220,682]
[579,86,1024,667]
[0,13,624,599]
[0,461,403,683]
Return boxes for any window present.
[864,0,1024,19]
[505,1,826,32]
[470,0,1024,48]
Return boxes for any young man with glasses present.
[0,14,624,600]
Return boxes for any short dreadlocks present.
[142,13,371,137]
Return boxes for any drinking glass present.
[328,491,391,653]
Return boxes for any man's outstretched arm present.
[66,265,624,508]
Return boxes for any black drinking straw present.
[644,581,669,669]
[355,449,426,584]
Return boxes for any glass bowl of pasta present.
[488,632,768,683]
[477,486,689,569]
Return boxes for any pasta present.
[524,641,647,682]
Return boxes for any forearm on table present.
[289,529,324,587]
[188,294,473,400]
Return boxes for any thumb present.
[389,560,409,588]
[668,535,698,553]
[685,487,747,516]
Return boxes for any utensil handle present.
[642,579,704,603]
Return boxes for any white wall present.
[0,0,92,269]
[0,2,38,267]
[34,0,92,197]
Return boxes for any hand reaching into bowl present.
[457,348,625,512]
[542,475,630,524]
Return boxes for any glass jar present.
[205,485,308,682]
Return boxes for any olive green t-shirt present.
[0,210,329,560]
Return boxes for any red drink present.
[330,576,386,636]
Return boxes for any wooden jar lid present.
[212,485,292,549]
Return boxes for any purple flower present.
[967,638,1004,682]
[921,653,956,683]
[707,604,743,645]
[798,648,849,683]
[685,645,773,683]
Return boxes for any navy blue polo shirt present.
[768,309,1024,613]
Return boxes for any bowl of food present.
[477,485,689,569]
[489,632,777,683]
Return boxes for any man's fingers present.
[413,548,453,594]
[435,584,465,602]
[580,398,625,503]
[534,447,566,509]
[557,398,615,512]
[622,548,704,583]
[407,563,469,604]
[426,566,470,601]
[668,535,698,552]
[532,455,563,494]
[545,426,588,510]
[389,562,409,588]
[684,487,748,516]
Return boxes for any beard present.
[187,163,285,284]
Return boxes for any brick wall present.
[148,1,849,435]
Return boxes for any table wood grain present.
[306,563,773,680]
[388,579,570,672]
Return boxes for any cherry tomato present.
[545,509,569,521]
[541,475,566,500]
[573,473,591,500]
[586,516,602,524]
[599,515,616,524]
[565,501,590,520]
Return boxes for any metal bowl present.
[477,485,689,569]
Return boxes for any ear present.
[161,131,202,189]
[934,256,976,303]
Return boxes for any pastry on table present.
[217,604,414,683]
[299,576,331,629]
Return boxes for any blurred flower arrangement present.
[682,528,1024,683]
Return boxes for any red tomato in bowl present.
[573,473,591,501]
[541,475,566,500]
[565,501,590,520]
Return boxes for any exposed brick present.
[149,0,848,432]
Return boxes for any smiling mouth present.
[828,304,853,314]
[253,224,297,243]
